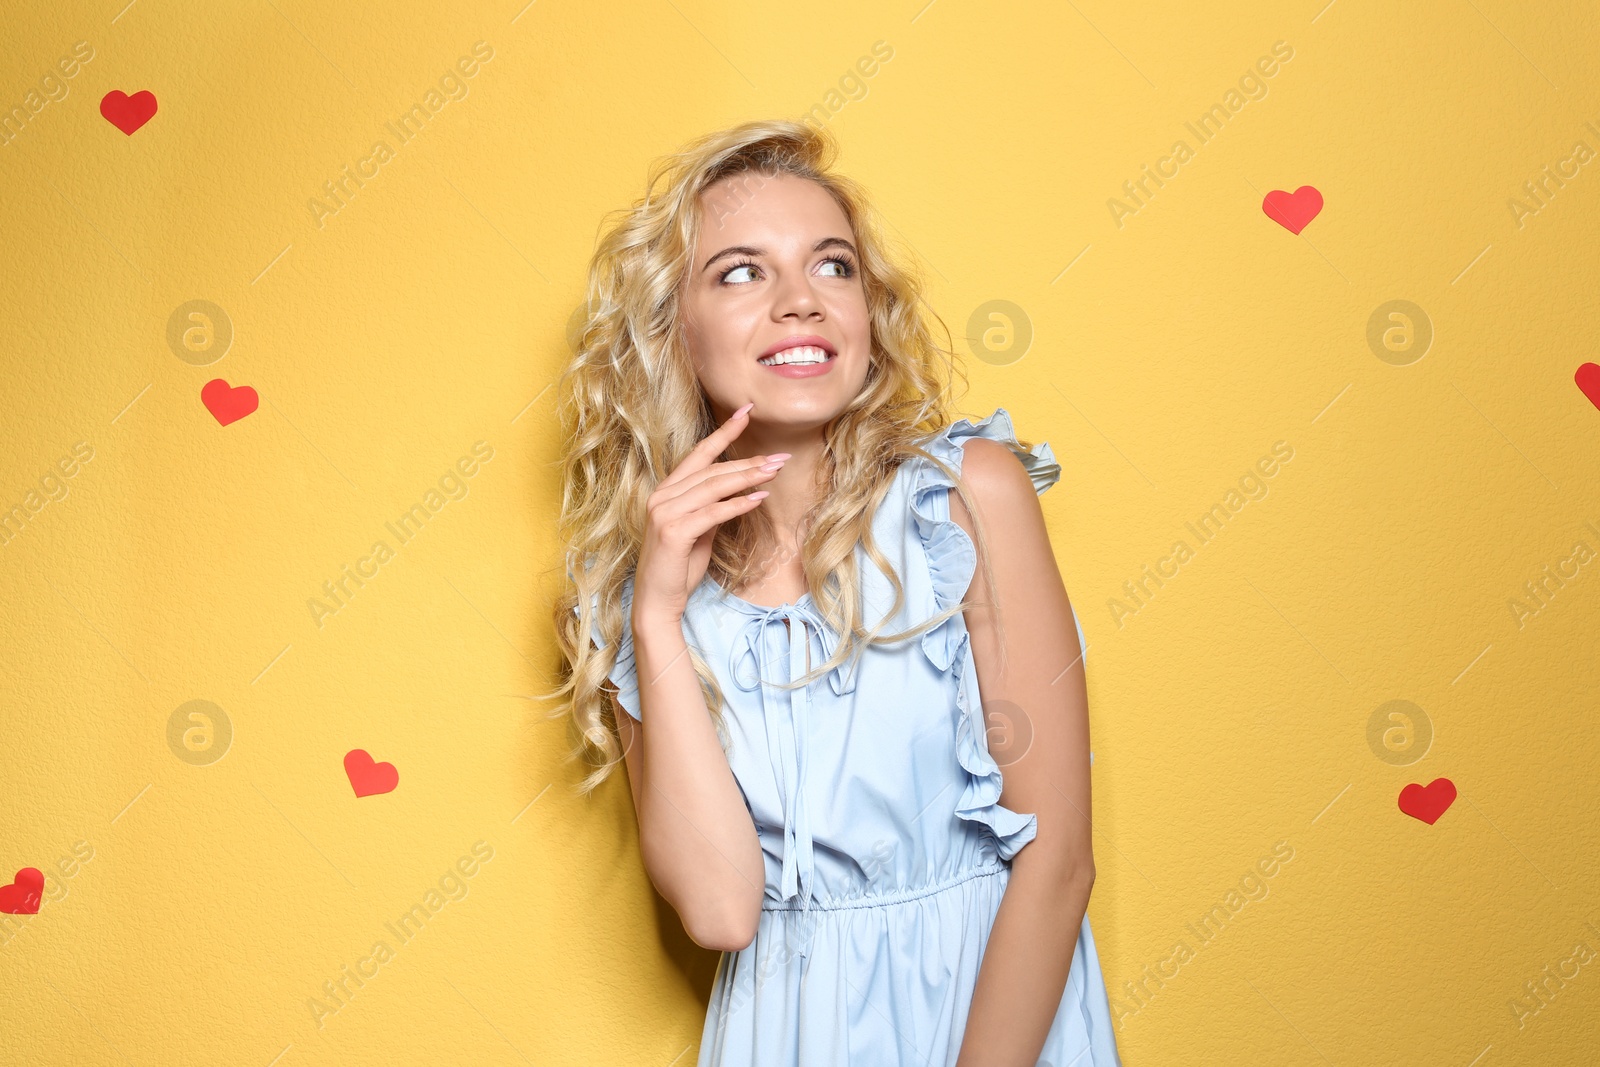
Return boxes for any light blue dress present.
[578,408,1121,1066]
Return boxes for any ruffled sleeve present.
[568,556,642,721]
[909,407,1061,671]
[908,408,1063,862]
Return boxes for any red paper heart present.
[1577,362,1600,411]
[0,868,44,914]
[1263,185,1323,235]
[100,90,158,135]
[1398,777,1456,824]
[345,749,399,797]
[201,379,258,426]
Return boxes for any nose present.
[771,263,824,321]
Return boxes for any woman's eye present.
[720,256,854,285]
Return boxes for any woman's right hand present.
[632,403,789,623]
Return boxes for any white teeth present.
[759,345,832,366]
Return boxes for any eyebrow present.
[701,236,858,273]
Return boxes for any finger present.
[653,457,781,520]
[656,403,755,492]
[654,452,776,509]
[664,489,770,546]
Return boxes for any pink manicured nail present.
[759,459,786,472]
[733,402,754,418]
[748,490,770,500]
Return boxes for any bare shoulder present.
[944,436,1049,544]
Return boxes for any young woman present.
[554,119,1121,1066]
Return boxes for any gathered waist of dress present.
[761,860,1008,913]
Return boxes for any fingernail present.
[759,459,787,472]
[733,402,754,418]
[766,452,792,461]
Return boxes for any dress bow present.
[727,600,860,917]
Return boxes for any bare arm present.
[619,612,767,951]
[948,437,1097,1067]
[610,404,786,952]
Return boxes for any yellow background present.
[2,1,1597,1064]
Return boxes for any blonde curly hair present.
[539,118,1023,796]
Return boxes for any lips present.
[759,335,837,361]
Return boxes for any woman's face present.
[681,171,872,437]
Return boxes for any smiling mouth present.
[757,345,835,367]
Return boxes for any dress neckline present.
[699,574,815,614]
[694,457,927,616]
